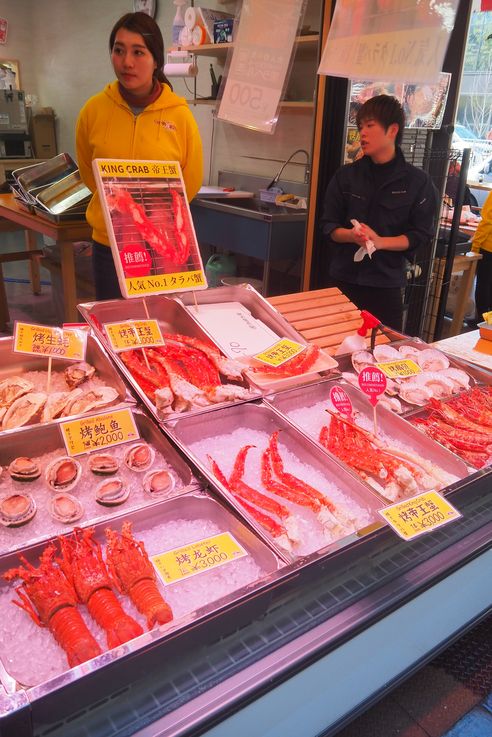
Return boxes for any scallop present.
[351,350,375,373]
[143,469,175,498]
[441,367,470,392]
[88,453,119,476]
[2,392,47,430]
[42,391,74,422]
[64,361,96,389]
[0,376,34,409]
[48,493,84,524]
[124,443,155,472]
[416,371,455,399]
[398,381,434,406]
[416,348,449,372]
[398,344,421,360]
[8,457,41,482]
[373,344,401,362]
[0,493,36,527]
[64,387,119,416]
[377,395,403,414]
[45,456,82,492]
[95,477,129,506]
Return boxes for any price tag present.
[60,408,139,456]
[379,491,461,541]
[330,385,353,418]
[104,320,165,352]
[358,366,387,406]
[14,322,86,362]
[376,359,421,379]
[151,532,247,585]
[254,339,306,368]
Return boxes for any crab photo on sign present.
[93,159,207,299]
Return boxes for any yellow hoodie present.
[472,190,492,254]
[76,80,203,246]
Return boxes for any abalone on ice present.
[143,469,175,498]
[48,493,84,523]
[45,456,82,492]
[95,477,129,506]
[124,442,155,472]
[8,457,41,482]
[88,453,119,475]
[0,493,36,527]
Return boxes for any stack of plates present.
[10,153,91,221]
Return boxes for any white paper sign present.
[318,1,459,84]
[217,0,305,134]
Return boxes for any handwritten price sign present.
[14,322,87,362]
[105,319,165,352]
[330,385,353,418]
[379,491,461,541]
[152,532,247,585]
[254,339,305,368]
[376,359,421,379]
[60,409,139,456]
[358,366,387,406]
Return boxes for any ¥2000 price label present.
[14,322,87,361]
[376,358,421,379]
[379,491,461,541]
[254,339,306,368]
[152,532,247,585]
[60,409,139,456]
[104,319,164,352]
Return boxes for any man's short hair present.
[356,94,406,146]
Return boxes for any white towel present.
[351,219,376,262]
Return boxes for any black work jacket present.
[321,148,437,287]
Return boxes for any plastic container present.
[205,253,237,288]
[172,1,186,45]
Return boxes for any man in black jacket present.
[321,95,437,331]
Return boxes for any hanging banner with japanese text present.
[93,159,207,299]
[318,0,459,84]
[217,0,306,134]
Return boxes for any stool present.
[0,249,44,331]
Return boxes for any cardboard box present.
[29,112,57,158]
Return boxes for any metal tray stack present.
[10,153,90,221]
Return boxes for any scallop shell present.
[415,371,455,399]
[48,493,84,523]
[377,395,403,414]
[398,381,434,406]
[64,387,118,416]
[373,344,401,362]
[143,469,175,498]
[64,361,96,389]
[42,391,75,422]
[0,493,36,527]
[124,443,155,472]
[8,456,41,482]
[351,350,375,373]
[0,376,34,408]
[95,477,129,506]
[45,456,82,492]
[441,367,470,392]
[88,453,119,475]
[2,392,47,430]
[416,348,449,372]
[398,344,421,360]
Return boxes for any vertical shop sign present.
[318,0,459,84]
[217,0,306,134]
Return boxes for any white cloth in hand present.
[351,219,376,261]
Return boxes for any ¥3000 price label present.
[379,491,461,541]
[104,319,164,352]
[60,409,139,456]
[254,339,306,368]
[151,532,247,585]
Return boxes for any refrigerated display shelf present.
[32,479,492,737]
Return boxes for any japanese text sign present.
[254,338,305,367]
[379,491,461,541]
[14,322,87,362]
[104,320,165,352]
[358,366,387,406]
[330,385,353,418]
[60,409,139,456]
[376,359,421,379]
[151,532,247,584]
[217,0,306,134]
[318,0,458,84]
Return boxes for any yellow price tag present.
[14,322,87,361]
[379,491,461,541]
[151,532,247,585]
[60,409,139,456]
[376,358,421,379]
[105,319,164,352]
[125,269,206,296]
[483,311,492,326]
[254,339,306,368]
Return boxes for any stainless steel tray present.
[0,407,198,556]
[12,153,77,193]
[0,333,134,433]
[77,296,260,421]
[166,401,383,563]
[264,379,470,501]
[176,284,340,393]
[0,490,282,698]
[34,171,91,215]
[32,204,87,223]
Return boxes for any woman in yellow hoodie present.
[76,12,203,299]
[472,190,492,320]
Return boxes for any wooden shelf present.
[183,34,319,57]
[187,99,314,109]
